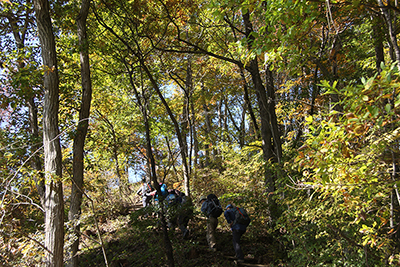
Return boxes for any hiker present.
[165,192,179,229]
[151,183,168,207]
[224,204,250,263]
[136,178,154,207]
[199,194,223,251]
[168,188,183,203]
[165,191,193,238]
[176,193,193,239]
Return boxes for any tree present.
[67,0,92,266]
[33,0,64,265]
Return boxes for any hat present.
[199,196,207,202]
[226,204,233,209]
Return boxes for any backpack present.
[160,183,168,196]
[165,193,178,206]
[233,207,251,226]
[207,194,223,218]
[145,182,154,193]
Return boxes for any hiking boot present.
[234,259,244,265]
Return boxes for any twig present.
[18,230,53,255]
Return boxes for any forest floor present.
[77,199,287,267]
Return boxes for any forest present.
[1,0,400,266]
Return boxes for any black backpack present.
[207,194,223,218]
[233,207,251,226]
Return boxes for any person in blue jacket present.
[224,204,247,263]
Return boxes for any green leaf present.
[361,77,366,84]
[385,103,391,113]
[395,98,400,108]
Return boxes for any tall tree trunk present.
[182,54,192,194]
[124,61,175,267]
[378,0,400,70]
[67,0,92,266]
[265,65,282,163]
[33,0,64,265]
[371,13,385,73]
[242,9,283,222]
[242,11,275,187]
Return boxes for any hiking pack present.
[206,194,223,218]
[145,182,154,193]
[165,193,178,207]
[233,207,251,226]
[160,183,168,196]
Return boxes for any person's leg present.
[206,218,212,246]
[232,229,245,260]
[144,195,151,207]
[208,216,218,250]
[178,215,189,237]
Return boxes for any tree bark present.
[371,13,385,73]
[67,0,92,266]
[203,101,212,167]
[190,90,200,168]
[27,96,45,205]
[33,0,64,265]
[242,10,276,188]
[182,54,192,194]
[378,0,400,70]
[239,66,260,141]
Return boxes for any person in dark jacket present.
[200,195,218,251]
[224,204,247,263]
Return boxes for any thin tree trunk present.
[67,0,92,266]
[182,54,192,194]
[242,9,283,223]
[378,0,400,70]
[33,0,64,265]
[239,67,260,140]
[96,111,122,185]
[27,96,45,205]
[124,60,175,267]
[203,101,212,167]
[265,65,282,163]
[242,10,274,169]
[190,94,199,168]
